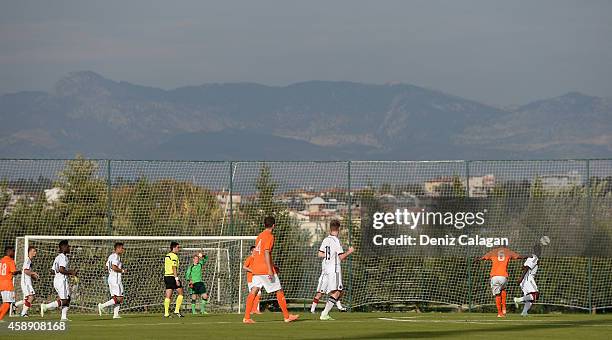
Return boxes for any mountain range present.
[1,71,610,160]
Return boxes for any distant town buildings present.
[424,175,495,197]
[468,175,496,197]
[44,187,64,204]
[2,188,35,216]
[540,171,582,192]
[214,191,241,213]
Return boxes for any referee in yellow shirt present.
[164,241,184,317]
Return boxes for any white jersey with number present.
[319,235,344,274]
[107,253,122,284]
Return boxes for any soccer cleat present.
[513,297,521,309]
[337,306,348,312]
[60,318,71,321]
[21,314,29,318]
[496,314,505,318]
[40,304,46,317]
[97,303,104,316]
[201,311,209,315]
[173,312,184,318]
[320,314,334,321]
[164,314,172,318]
[113,315,122,319]
[242,318,255,324]
[284,314,300,322]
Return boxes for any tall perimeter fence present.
[1,158,611,312]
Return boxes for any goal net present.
[15,236,256,314]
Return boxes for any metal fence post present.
[347,161,353,310]
[229,161,234,236]
[586,160,593,312]
[106,159,113,235]
[465,160,472,312]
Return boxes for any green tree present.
[128,177,154,231]
[112,177,222,236]
[0,194,47,245]
[530,177,545,199]
[241,164,283,234]
[53,155,108,235]
[0,179,10,222]
[452,175,466,198]
[238,164,312,300]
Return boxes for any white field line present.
[377,317,592,326]
[78,319,372,327]
[378,318,503,325]
[51,313,612,328]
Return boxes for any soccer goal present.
[15,235,256,314]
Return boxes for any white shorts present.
[54,277,70,299]
[490,276,508,295]
[251,274,282,293]
[520,277,538,295]
[108,281,124,297]
[21,282,35,297]
[1,290,15,303]
[247,281,263,295]
[317,271,343,294]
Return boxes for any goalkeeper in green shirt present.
[185,253,209,314]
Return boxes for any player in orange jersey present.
[0,246,19,321]
[475,247,526,317]
[242,245,261,315]
[242,216,299,324]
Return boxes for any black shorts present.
[191,282,207,295]
[164,276,182,290]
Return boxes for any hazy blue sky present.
[1,0,611,105]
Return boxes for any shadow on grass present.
[332,318,612,339]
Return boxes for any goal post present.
[17,235,256,314]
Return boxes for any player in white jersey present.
[98,242,127,319]
[310,220,354,321]
[40,240,77,321]
[14,247,39,317]
[513,243,541,316]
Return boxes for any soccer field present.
[4,312,612,339]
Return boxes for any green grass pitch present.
[4,312,612,339]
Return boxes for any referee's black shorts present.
[164,276,182,290]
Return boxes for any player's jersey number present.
[324,246,331,260]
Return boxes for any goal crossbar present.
[23,235,257,241]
